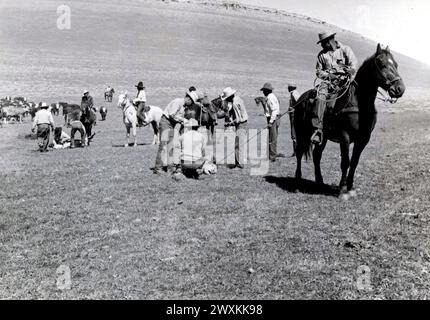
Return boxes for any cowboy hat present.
[260,82,274,91]
[184,118,199,128]
[40,102,49,108]
[317,31,336,44]
[83,89,89,94]
[135,81,145,89]
[287,82,297,90]
[186,91,199,104]
[221,87,237,100]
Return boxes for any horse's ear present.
[377,43,382,54]
[385,46,390,53]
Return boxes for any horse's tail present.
[294,89,316,160]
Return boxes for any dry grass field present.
[0,0,429,299]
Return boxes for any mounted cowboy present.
[134,81,147,127]
[312,31,358,144]
[81,89,94,112]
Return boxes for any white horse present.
[140,105,163,145]
[117,92,138,147]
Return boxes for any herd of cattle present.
[0,96,108,125]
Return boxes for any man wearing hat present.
[81,90,94,113]
[312,31,358,144]
[32,102,55,152]
[153,90,199,174]
[260,82,280,162]
[134,81,147,127]
[172,118,212,180]
[221,87,248,169]
[288,82,301,156]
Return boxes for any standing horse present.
[294,44,405,197]
[140,105,163,145]
[117,92,138,147]
[80,105,97,145]
[185,96,227,141]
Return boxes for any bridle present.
[374,53,401,103]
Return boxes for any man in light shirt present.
[173,118,211,180]
[153,90,199,174]
[221,87,248,169]
[260,82,280,162]
[288,82,301,157]
[32,102,55,152]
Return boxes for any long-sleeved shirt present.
[226,96,248,125]
[176,130,208,163]
[81,95,94,110]
[264,93,280,123]
[316,41,358,79]
[32,109,54,130]
[163,98,185,123]
[134,89,146,103]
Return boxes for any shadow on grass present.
[264,176,340,197]
[112,142,152,147]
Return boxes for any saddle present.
[201,101,218,122]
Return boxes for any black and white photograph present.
[0,0,429,303]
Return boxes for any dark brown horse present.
[294,44,405,198]
[185,96,227,138]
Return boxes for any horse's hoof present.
[341,193,350,201]
[348,190,358,197]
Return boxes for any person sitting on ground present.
[173,118,216,180]
[53,127,71,149]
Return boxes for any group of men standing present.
[31,30,358,179]
[147,30,358,179]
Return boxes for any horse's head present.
[373,44,405,99]
[254,96,267,108]
[117,91,129,109]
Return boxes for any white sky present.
[241,0,430,65]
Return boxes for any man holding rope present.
[312,31,358,145]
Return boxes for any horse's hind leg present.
[295,147,303,180]
[313,138,327,186]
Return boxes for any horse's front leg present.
[313,138,327,185]
[132,122,137,147]
[339,134,351,195]
[295,146,303,180]
[347,137,369,192]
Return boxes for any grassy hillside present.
[1,0,429,106]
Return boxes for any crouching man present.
[173,118,216,180]
[69,110,87,148]
[32,102,55,152]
